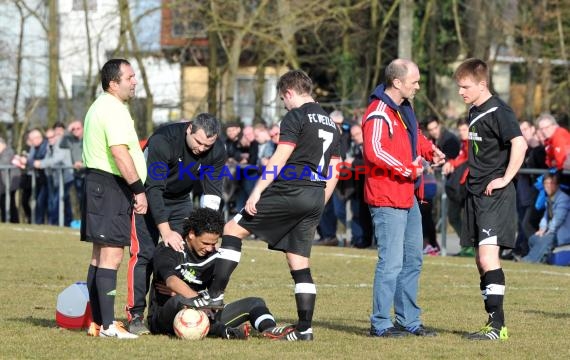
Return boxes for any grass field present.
[1,223,569,359]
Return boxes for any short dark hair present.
[52,121,66,130]
[190,113,221,138]
[453,58,489,84]
[277,70,313,96]
[101,59,131,91]
[423,115,439,128]
[543,172,560,184]
[183,208,225,237]
[456,118,469,127]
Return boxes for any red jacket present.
[448,139,468,168]
[545,127,570,170]
[362,98,434,208]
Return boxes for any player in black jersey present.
[148,208,283,339]
[207,70,341,341]
[126,113,227,334]
[454,58,527,341]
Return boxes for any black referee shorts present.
[80,168,133,246]
[460,182,516,248]
[233,181,325,258]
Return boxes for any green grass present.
[0,223,569,359]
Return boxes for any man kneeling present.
[147,208,283,339]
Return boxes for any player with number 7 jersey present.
[208,69,341,341]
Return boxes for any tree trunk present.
[398,0,414,59]
[277,0,299,68]
[123,0,154,137]
[254,64,265,123]
[540,58,551,113]
[47,0,59,127]
[207,29,219,117]
[11,2,26,150]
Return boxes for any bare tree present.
[47,0,59,127]
[398,0,414,59]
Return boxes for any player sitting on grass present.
[146,208,285,339]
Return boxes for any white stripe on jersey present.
[179,252,219,268]
[469,106,498,127]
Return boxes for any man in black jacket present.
[126,113,227,335]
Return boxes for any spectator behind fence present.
[254,123,275,169]
[422,115,461,255]
[223,122,242,214]
[424,115,461,160]
[537,113,570,199]
[234,125,259,212]
[346,123,373,248]
[60,120,85,213]
[315,110,350,247]
[25,129,49,224]
[518,173,570,263]
[0,137,20,223]
[442,119,471,256]
[508,119,548,259]
[33,128,73,226]
[537,113,570,172]
[53,121,66,138]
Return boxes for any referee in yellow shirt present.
[81,59,148,339]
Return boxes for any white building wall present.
[0,0,180,125]
[0,0,48,125]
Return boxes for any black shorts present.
[233,182,325,257]
[460,183,517,248]
[80,168,133,246]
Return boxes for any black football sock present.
[480,275,488,314]
[291,268,316,332]
[209,235,242,299]
[86,264,102,325]
[96,268,118,329]
[250,305,276,332]
[482,268,506,329]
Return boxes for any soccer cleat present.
[87,322,100,337]
[128,315,150,335]
[208,297,225,310]
[261,325,295,339]
[465,324,509,341]
[223,323,250,340]
[99,321,139,339]
[369,326,409,338]
[395,324,437,337]
[280,328,314,341]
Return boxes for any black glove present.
[181,295,210,309]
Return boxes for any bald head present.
[385,59,418,88]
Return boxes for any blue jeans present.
[370,198,423,331]
[522,233,555,263]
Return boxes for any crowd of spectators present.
[0,112,568,266]
[0,121,84,226]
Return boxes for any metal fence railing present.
[0,165,73,227]
[1,165,568,256]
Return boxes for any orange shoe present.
[87,322,100,337]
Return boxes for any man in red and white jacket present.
[363,59,445,338]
